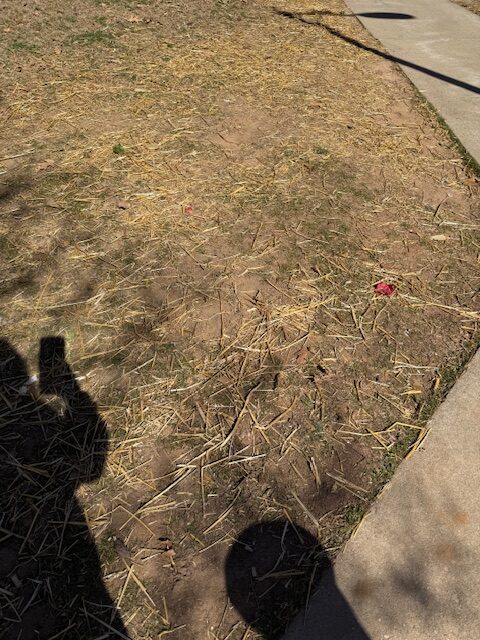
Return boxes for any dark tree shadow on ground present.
[286,9,415,20]
[0,337,129,639]
[275,8,480,95]
[225,520,370,639]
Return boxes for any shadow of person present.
[0,337,129,639]
[225,520,370,639]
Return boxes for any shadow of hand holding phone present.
[0,337,129,639]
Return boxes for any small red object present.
[374,281,396,296]
[184,204,193,215]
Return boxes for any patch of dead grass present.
[0,0,479,637]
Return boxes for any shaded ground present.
[0,338,128,639]
[225,520,370,639]
[0,0,479,638]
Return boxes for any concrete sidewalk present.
[283,3,480,637]
[345,0,480,161]
[284,350,480,639]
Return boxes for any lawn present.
[0,0,479,638]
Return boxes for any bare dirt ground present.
[0,0,479,638]
[451,0,480,15]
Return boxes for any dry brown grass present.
[450,0,480,15]
[1,0,479,637]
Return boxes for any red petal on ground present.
[374,282,396,296]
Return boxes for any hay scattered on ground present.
[1,0,479,637]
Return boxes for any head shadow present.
[225,519,370,639]
[0,337,129,639]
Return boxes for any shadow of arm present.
[39,336,108,483]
